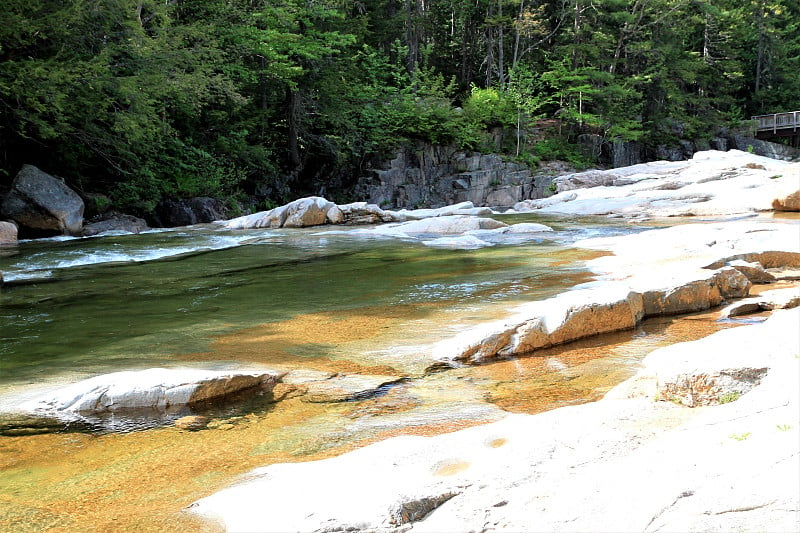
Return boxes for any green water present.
[0,216,633,388]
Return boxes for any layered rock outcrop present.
[514,150,799,218]
[356,143,557,209]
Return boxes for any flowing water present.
[0,214,746,531]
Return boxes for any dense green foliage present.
[1,0,798,213]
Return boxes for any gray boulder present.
[1,165,84,236]
[156,197,227,227]
[82,214,149,236]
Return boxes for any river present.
[0,213,742,531]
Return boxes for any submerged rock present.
[174,415,210,431]
[301,374,404,403]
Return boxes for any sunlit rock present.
[389,201,488,220]
[224,197,339,229]
[422,235,493,249]
[432,286,645,365]
[386,215,506,236]
[632,267,751,317]
[724,259,776,284]
[20,368,283,414]
[770,169,800,211]
[513,151,796,218]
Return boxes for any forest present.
[1,0,798,215]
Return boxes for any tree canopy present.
[1,0,797,213]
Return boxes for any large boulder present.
[633,267,751,317]
[336,202,397,224]
[0,220,17,245]
[155,197,227,227]
[19,368,283,415]
[224,197,341,229]
[385,215,506,237]
[82,214,149,236]
[0,165,84,236]
[433,286,645,366]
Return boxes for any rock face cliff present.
[355,143,559,209]
[357,135,798,210]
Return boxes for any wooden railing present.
[752,112,800,134]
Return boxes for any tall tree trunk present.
[498,0,505,88]
[288,89,301,169]
[512,0,525,72]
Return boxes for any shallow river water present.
[0,214,745,531]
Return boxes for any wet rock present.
[0,413,91,436]
[174,415,209,431]
[281,369,337,385]
[720,285,800,318]
[0,165,84,236]
[82,214,149,236]
[0,220,17,245]
[302,374,404,403]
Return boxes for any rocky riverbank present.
[187,151,799,531]
[1,149,797,531]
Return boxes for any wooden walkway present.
[753,112,800,138]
